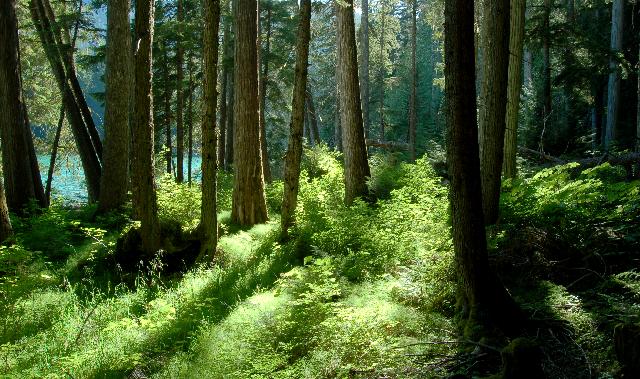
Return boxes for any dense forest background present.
[0,0,639,377]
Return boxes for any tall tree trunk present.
[306,88,321,144]
[231,0,269,225]
[218,17,231,168]
[225,69,235,170]
[408,0,417,162]
[541,0,552,142]
[200,0,221,259]
[176,0,185,183]
[29,0,102,203]
[378,2,385,140]
[281,0,312,239]
[604,0,623,151]
[479,0,510,225]
[336,0,370,205]
[259,4,273,183]
[163,43,173,175]
[523,48,533,88]
[360,0,370,136]
[187,52,194,184]
[132,0,160,253]
[335,55,343,152]
[444,0,520,339]
[0,0,47,212]
[637,43,640,154]
[99,0,131,213]
[503,0,525,179]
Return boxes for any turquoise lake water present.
[39,155,203,204]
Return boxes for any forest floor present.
[1,148,639,378]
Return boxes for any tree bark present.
[306,88,321,144]
[0,178,12,244]
[637,43,640,155]
[259,4,273,183]
[218,16,231,168]
[337,0,370,205]
[132,0,161,253]
[281,0,312,239]
[187,52,194,184]
[503,0,525,179]
[225,69,235,170]
[0,0,47,212]
[163,42,173,176]
[29,0,101,203]
[99,0,132,213]
[231,0,269,225]
[408,0,417,162]
[334,53,343,152]
[176,0,185,183]
[444,0,520,339]
[360,0,370,136]
[479,0,510,225]
[604,0,624,151]
[541,0,552,138]
[378,1,386,140]
[200,0,221,259]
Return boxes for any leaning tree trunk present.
[604,0,624,151]
[479,0,510,225]
[99,0,132,213]
[29,0,101,203]
[503,0,525,179]
[408,0,417,162]
[176,0,185,183]
[281,0,312,239]
[45,106,65,203]
[132,0,161,254]
[231,0,269,226]
[444,0,521,340]
[259,5,273,183]
[360,0,370,136]
[0,0,47,212]
[200,0,221,259]
[337,0,370,205]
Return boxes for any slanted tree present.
[0,0,47,212]
[132,0,161,253]
[29,0,103,202]
[200,0,221,259]
[478,0,510,225]
[408,0,417,162]
[99,0,132,213]
[176,0,185,183]
[231,0,269,225]
[503,0,525,179]
[444,0,520,339]
[336,0,370,205]
[281,0,312,239]
[604,0,623,151]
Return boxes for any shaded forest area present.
[0,0,639,377]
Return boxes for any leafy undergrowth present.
[1,150,638,378]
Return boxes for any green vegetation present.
[1,148,638,378]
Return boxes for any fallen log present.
[517,146,640,168]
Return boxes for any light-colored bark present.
[360,0,370,136]
[408,0,417,162]
[176,0,185,183]
[259,4,273,183]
